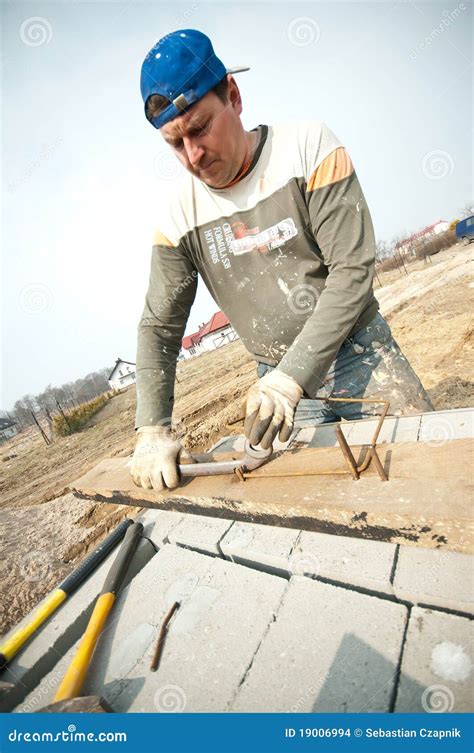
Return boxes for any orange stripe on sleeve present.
[307,147,354,192]
[152,229,175,248]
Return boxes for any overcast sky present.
[1,0,472,411]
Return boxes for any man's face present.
[160,79,246,188]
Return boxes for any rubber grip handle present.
[101,522,143,596]
[58,518,134,595]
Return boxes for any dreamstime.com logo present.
[8,725,127,743]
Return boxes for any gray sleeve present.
[277,150,377,397]
[135,242,198,428]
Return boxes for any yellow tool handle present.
[53,592,115,702]
[0,590,67,666]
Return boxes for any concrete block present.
[208,432,298,454]
[137,508,185,546]
[294,531,397,595]
[346,415,422,445]
[393,547,474,615]
[16,545,287,713]
[231,576,408,712]
[293,422,353,448]
[1,536,156,712]
[419,409,474,443]
[220,521,299,576]
[168,514,233,556]
[395,607,474,712]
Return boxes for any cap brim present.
[226,66,250,75]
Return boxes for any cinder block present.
[395,607,474,712]
[393,547,474,615]
[293,422,353,448]
[137,508,185,546]
[419,409,474,443]
[346,415,422,445]
[294,531,397,594]
[231,576,408,712]
[220,521,299,576]
[16,545,287,713]
[168,514,233,556]
[209,432,297,454]
[1,536,156,712]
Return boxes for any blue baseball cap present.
[140,29,250,129]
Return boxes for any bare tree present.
[459,201,474,219]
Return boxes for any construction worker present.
[131,29,433,491]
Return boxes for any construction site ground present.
[2,411,473,713]
[0,241,473,712]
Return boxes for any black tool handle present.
[101,522,143,596]
[59,518,134,595]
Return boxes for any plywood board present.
[70,439,474,554]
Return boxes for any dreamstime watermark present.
[20,16,52,47]
[156,269,198,316]
[154,151,182,181]
[153,683,187,712]
[419,416,455,446]
[19,283,54,315]
[17,671,62,712]
[19,550,53,583]
[287,16,321,47]
[410,3,466,59]
[291,672,331,711]
[421,684,455,712]
[288,284,320,315]
[8,138,63,194]
[421,150,454,181]
[289,550,321,578]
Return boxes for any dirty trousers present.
[256,312,434,426]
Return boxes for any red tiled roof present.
[397,220,447,248]
[198,311,230,337]
[181,311,231,350]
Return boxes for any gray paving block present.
[220,521,299,576]
[395,607,474,712]
[17,545,287,713]
[1,536,156,712]
[167,514,233,556]
[393,547,474,615]
[294,531,396,594]
[293,422,353,448]
[209,432,297,454]
[137,508,185,546]
[419,409,474,443]
[346,415,422,445]
[231,576,408,712]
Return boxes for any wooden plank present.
[69,439,474,554]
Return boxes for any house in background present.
[0,416,18,443]
[396,220,450,257]
[108,358,136,391]
[180,311,238,360]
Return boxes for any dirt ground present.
[1,242,472,636]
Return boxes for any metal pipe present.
[179,439,272,477]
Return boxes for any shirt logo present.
[229,218,298,255]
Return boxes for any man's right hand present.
[130,425,183,491]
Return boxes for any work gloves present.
[130,425,193,491]
[244,370,304,450]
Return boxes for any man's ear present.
[227,74,243,116]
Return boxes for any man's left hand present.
[244,370,303,449]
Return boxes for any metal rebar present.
[150,602,180,672]
[335,424,360,480]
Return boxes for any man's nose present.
[183,137,205,168]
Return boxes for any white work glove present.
[244,370,304,450]
[130,425,191,491]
